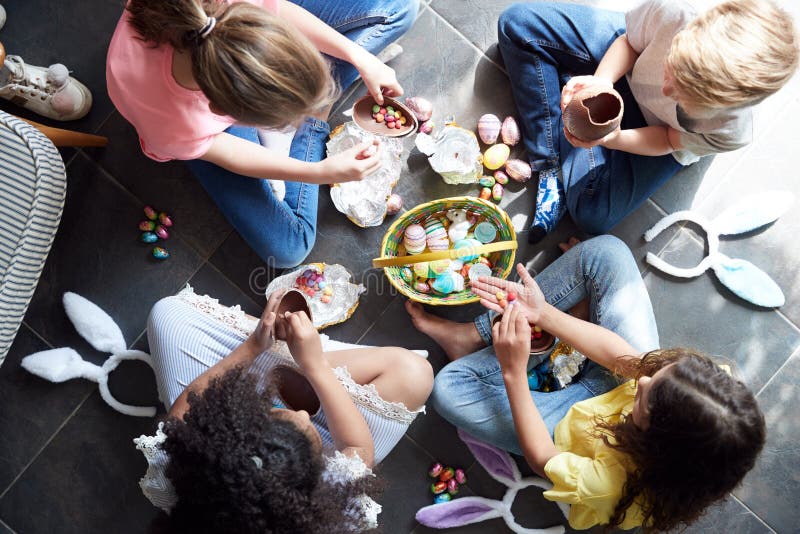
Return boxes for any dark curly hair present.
[597,349,766,532]
[155,366,381,534]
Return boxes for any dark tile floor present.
[1,1,798,532]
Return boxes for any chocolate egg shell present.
[563,86,624,141]
[494,170,510,185]
[477,113,501,144]
[483,143,510,170]
[353,95,418,137]
[505,159,532,183]
[405,96,433,122]
[500,116,521,145]
[386,193,403,215]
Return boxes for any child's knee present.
[262,229,316,269]
[497,3,550,46]
[580,235,636,273]
[392,348,434,396]
[381,0,419,40]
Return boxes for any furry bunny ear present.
[458,428,520,486]
[711,191,793,236]
[713,255,785,308]
[63,292,126,353]
[416,497,504,528]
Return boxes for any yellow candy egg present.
[483,143,510,170]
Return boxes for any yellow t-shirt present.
[542,380,647,530]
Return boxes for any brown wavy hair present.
[127,0,338,128]
[598,349,765,532]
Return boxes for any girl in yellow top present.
[409,236,765,531]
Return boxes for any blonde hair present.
[127,0,339,129]
[667,0,799,109]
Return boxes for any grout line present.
[426,5,507,75]
[0,388,95,502]
[354,293,401,344]
[774,308,800,335]
[0,517,16,534]
[729,494,778,533]
[755,344,799,398]
[203,260,265,312]
[20,321,54,350]
[128,329,146,351]
[91,109,116,135]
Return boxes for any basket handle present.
[372,240,518,268]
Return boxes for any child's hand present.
[247,290,283,354]
[319,140,382,183]
[470,263,546,324]
[355,54,403,105]
[560,75,613,112]
[284,311,324,371]
[563,124,621,149]
[492,304,531,376]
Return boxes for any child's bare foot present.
[405,301,485,361]
[558,236,581,253]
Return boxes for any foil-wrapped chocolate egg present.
[434,493,452,504]
[439,467,456,482]
[492,183,504,202]
[158,212,173,227]
[479,175,496,188]
[418,119,435,134]
[483,143,510,170]
[400,267,414,284]
[493,170,510,185]
[414,281,431,294]
[405,96,433,122]
[455,468,467,484]
[155,225,169,240]
[477,114,501,144]
[139,220,156,232]
[428,462,444,478]
[404,224,427,255]
[479,187,492,200]
[141,231,158,244]
[143,205,158,221]
[446,478,459,495]
[505,159,532,182]
[431,481,447,494]
[500,116,521,145]
[152,247,170,259]
[386,193,403,215]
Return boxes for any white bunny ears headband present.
[21,292,160,417]
[416,428,568,534]
[644,190,793,308]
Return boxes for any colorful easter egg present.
[500,116,521,145]
[483,143,510,170]
[152,247,170,259]
[473,222,497,243]
[454,468,467,484]
[386,193,403,215]
[415,281,431,293]
[454,238,483,261]
[430,259,451,276]
[494,170,510,185]
[405,96,433,122]
[431,481,447,494]
[492,183,504,202]
[479,187,492,200]
[439,467,456,482]
[414,262,431,279]
[434,493,452,504]
[424,217,448,242]
[400,267,414,284]
[139,220,156,232]
[140,231,158,243]
[143,205,158,221]
[428,462,444,478]
[477,113,501,144]
[404,224,427,255]
[446,479,459,495]
[479,175,496,188]
[418,120,435,134]
[158,212,173,227]
[505,159,532,182]
[155,225,169,240]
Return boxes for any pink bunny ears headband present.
[644,190,793,308]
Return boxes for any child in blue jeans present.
[497,0,799,243]
[407,236,765,530]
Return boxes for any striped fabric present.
[0,111,66,367]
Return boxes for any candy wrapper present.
[415,124,482,185]
[265,263,365,329]
[327,122,404,227]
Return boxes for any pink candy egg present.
[386,193,403,215]
[505,159,532,182]
[155,225,169,240]
[455,468,467,484]
[158,212,173,227]
[143,205,158,221]
[500,116,521,145]
[477,114,501,144]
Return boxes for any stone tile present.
[643,230,800,393]
[735,351,800,533]
[186,263,263,318]
[23,153,204,365]
[208,230,277,307]
[0,391,159,534]
[0,519,13,534]
[0,326,93,493]
[84,112,233,259]
[0,0,123,134]
[609,199,679,275]
[681,497,773,534]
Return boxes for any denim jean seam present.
[531,54,556,162]
[530,39,592,62]
[330,13,391,35]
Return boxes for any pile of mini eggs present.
[138,205,173,259]
[428,462,467,504]
[370,103,409,131]
[495,290,546,342]
[402,209,501,295]
[475,114,532,202]
[294,267,334,304]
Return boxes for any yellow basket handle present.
[372,240,518,268]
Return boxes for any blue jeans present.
[497,3,683,234]
[188,0,420,267]
[431,235,659,455]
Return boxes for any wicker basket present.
[373,197,517,305]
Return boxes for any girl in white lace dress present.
[135,287,433,533]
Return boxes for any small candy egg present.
[477,113,501,144]
[492,183,504,202]
[483,143,510,170]
[418,120,435,134]
[323,286,334,296]
[496,290,506,301]
[479,187,492,200]
[152,247,170,259]
[479,256,493,268]
[505,158,533,183]
[473,222,497,244]
[534,331,543,339]
[501,116,521,145]
[446,479,459,495]
[386,121,396,129]
[140,231,158,244]
[394,111,401,119]
[400,267,414,284]
[372,104,380,113]
[428,462,444,478]
[386,193,403,215]
[155,225,169,240]
[434,493,452,504]
[139,220,156,232]
[158,212,173,227]
[405,96,433,122]
[455,468,467,484]
[507,290,518,302]
[468,262,492,281]
[379,107,387,115]
[478,175,496,188]
[320,294,331,304]
[143,205,158,221]
[415,281,431,294]
[375,113,385,123]
[439,467,456,482]
[534,325,542,333]
[386,106,395,114]
[494,170,510,185]
[431,481,447,494]
[386,114,395,122]
[399,116,407,125]
[460,264,471,278]
[318,281,327,289]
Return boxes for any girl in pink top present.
[107,0,419,267]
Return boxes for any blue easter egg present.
[454,238,482,261]
[141,231,158,243]
[152,247,170,259]
[434,493,452,504]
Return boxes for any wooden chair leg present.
[19,117,109,148]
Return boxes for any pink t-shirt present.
[106,0,279,162]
